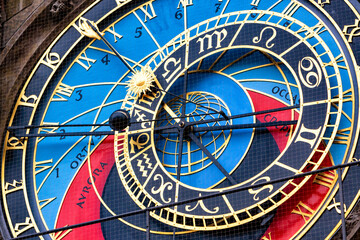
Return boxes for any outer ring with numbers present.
[1,0,360,239]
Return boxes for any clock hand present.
[9,105,299,137]
[186,104,300,127]
[83,20,135,73]
[187,131,237,185]
[161,120,298,134]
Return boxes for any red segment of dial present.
[55,135,117,240]
[247,90,298,152]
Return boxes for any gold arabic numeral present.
[19,94,38,108]
[151,174,173,203]
[334,127,351,145]
[52,83,75,102]
[35,159,53,175]
[282,1,300,17]
[76,51,96,71]
[291,201,315,222]
[138,1,157,23]
[252,27,277,48]
[7,136,25,150]
[4,180,23,195]
[185,193,219,214]
[13,217,34,237]
[261,232,272,240]
[248,176,274,201]
[177,0,193,8]
[327,197,347,214]
[129,133,150,153]
[40,50,61,70]
[138,90,161,107]
[298,56,322,88]
[313,170,336,188]
[39,197,57,210]
[106,24,123,43]
[134,109,151,128]
[251,0,261,7]
[196,29,228,54]
[343,19,360,43]
[50,227,72,240]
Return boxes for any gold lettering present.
[19,94,38,108]
[13,217,34,237]
[4,180,23,194]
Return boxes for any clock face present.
[2,0,360,239]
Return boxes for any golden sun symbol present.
[127,67,155,96]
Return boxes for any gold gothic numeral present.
[313,170,336,188]
[4,180,23,194]
[19,94,38,108]
[35,159,53,175]
[317,0,330,7]
[343,19,360,43]
[52,83,75,102]
[185,193,219,214]
[7,137,25,150]
[13,217,34,237]
[292,201,315,222]
[40,51,61,70]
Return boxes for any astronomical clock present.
[1,0,360,239]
